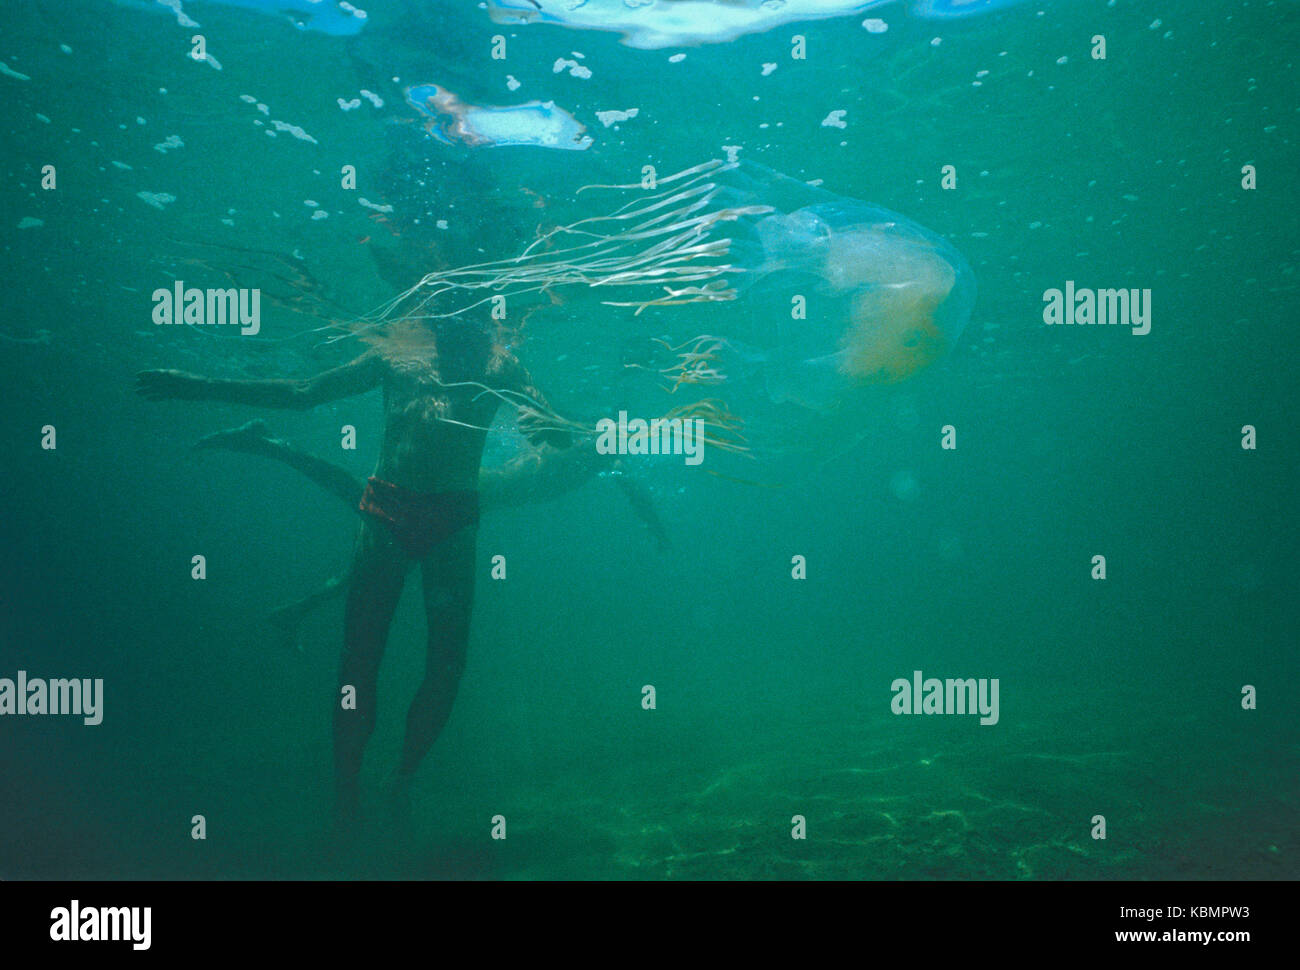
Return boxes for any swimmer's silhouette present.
[138,317,569,833]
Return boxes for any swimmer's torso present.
[377,357,501,493]
[372,315,512,491]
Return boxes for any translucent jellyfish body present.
[715,172,976,412]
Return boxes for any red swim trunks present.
[358,477,479,559]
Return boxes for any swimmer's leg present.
[194,419,363,507]
[394,526,478,794]
[334,521,410,832]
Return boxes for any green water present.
[1,0,1296,880]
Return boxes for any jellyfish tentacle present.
[574,158,731,195]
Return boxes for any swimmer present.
[137,319,570,835]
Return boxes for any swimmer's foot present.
[192,419,279,454]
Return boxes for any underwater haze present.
[1,0,1297,880]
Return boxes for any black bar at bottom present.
[0,880,1283,955]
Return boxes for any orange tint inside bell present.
[837,290,949,385]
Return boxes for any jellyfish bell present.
[701,163,975,414]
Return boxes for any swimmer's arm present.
[136,353,384,410]
[499,356,574,450]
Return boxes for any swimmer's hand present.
[135,369,206,401]
[517,407,573,450]
[532,428,573,449]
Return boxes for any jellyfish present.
[337,159,973,453]
[692,162,977,412]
